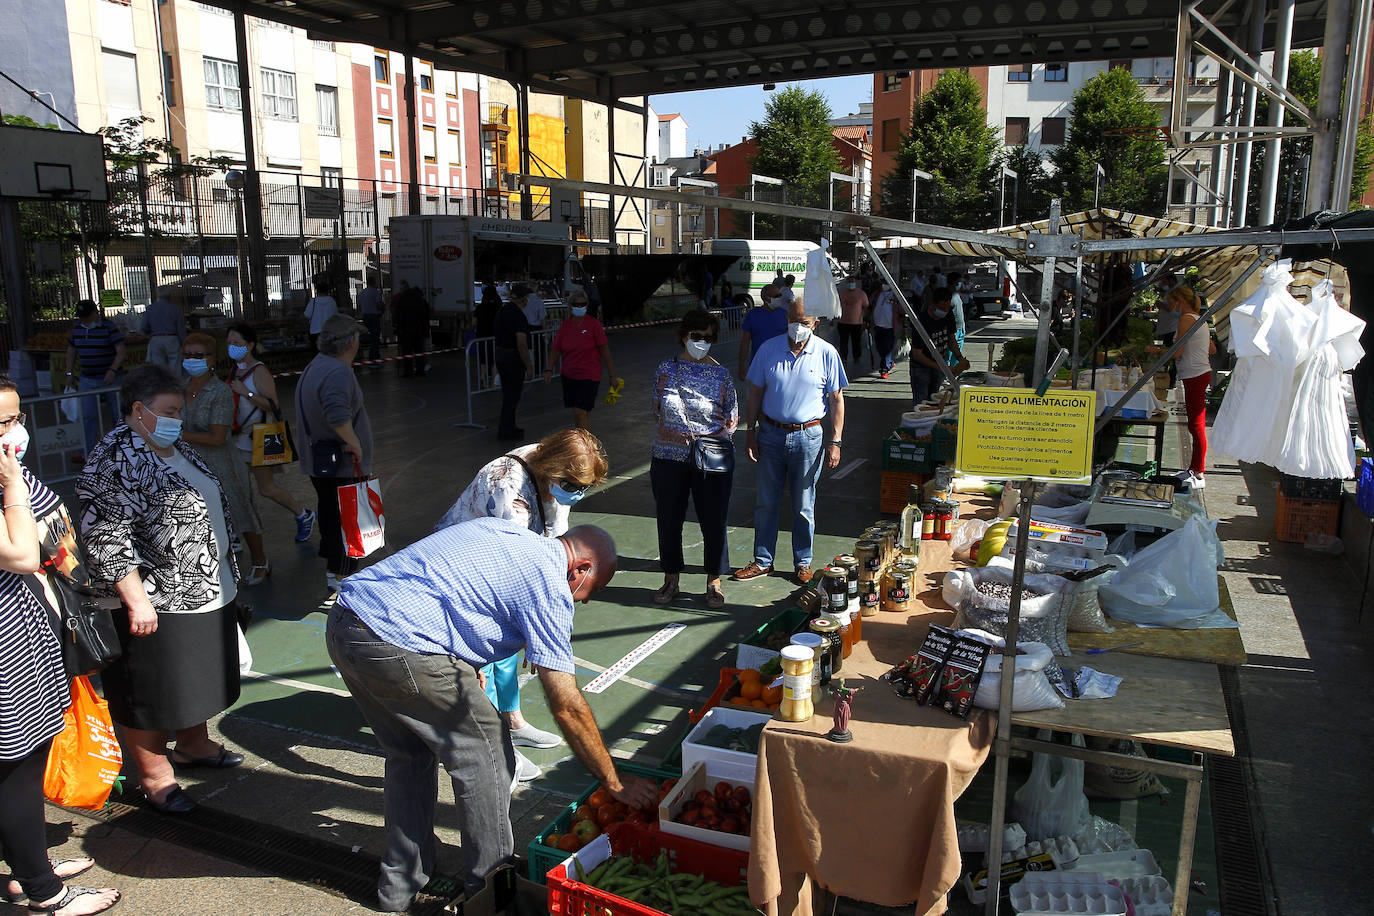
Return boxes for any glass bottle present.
[900,484,924,561]
[779,645,815,721]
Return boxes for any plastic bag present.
[804,241,842,319]
[60,386,81,423]
[959,629,1064,711]
[1099,515,1223,627]
[949,565,1073,655]
[951,519,991,561]
[43,676,123,810]
[1060,567,1118,634]
[1014,733,1092,842]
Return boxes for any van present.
[701,239,844,307]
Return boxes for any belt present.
[762,414,823,431]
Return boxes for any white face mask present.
[685,339,712,359]
[1,425,30,461]
[761,297,776,310]
[787,322,812,344]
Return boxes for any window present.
[654,214,666,226]
[203,57,240,111]
[1008,63,1032,82]
[1005,117,1030,145]
[197,2,230,15]
[377,118,394,157]
[261,68,297,121]
[124,261,151,307]
[1040,117,1066,146]
[316,85,339,136]
[322,168,342,188]
[442,70,458,97]
[1172,178,1188,202]
[881,118,901,152]
[102,50,140,112]
[162,52,176,107]
[419,65,434,93]
[374,54,389,82]
[1109,58,1132,73]
[1045,63,1068,82]
[883,73,903,92]
[422,125,437,162]
[654,236,666,249]
[313,39,336,51]
[447,129,462,165]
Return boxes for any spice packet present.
[935,635,992,719]
[913,624,958,705]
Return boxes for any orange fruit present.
[738,669,761,683]
[763,685,783,704]
[751,699,769,708]
[740,681,764,701]
[729,696,753,706]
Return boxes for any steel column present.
[518,79,533,222]
[606,80,617,249]
[1258,0,1296,224]
[1032,200,1061,388]
[233,8,269,317]
[1233,0,1268,227]
[1211,66,1233,226]
[404,52,422,215]
[1334,0,1374,210]
[1307,0,1355,212]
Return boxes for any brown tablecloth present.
[747,601,995,915]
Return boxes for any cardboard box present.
[658,760,755,852]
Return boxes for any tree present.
[1049,68,1167,214]
[1002,145,1055,223]
[747,86,842,238]
[880,70,1003,228]
[1247,51,1374,223]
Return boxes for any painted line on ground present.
[574,652,699,704]
[243,668,353,699]
[581,623,687,694]
[831,457,868,480]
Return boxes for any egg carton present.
[998,835,1080,867]
[1060,849,1161,881]
[1115,875,1174,916]
[1009,872,1126,916]
[958,819,1027,854]
[1074,817,1139,855]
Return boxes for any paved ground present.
[9,310,1365,915]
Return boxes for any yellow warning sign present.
[955,387,1096,482]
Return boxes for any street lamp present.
[827,170,860,243]
[749,173,783,240]
[225,169,247,319]
[1094,163,1106,210]
[999,167,1019,226]
[910,168,932,223]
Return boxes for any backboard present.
[0,124,108,201]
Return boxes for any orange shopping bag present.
[43,676,123,810]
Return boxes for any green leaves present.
[1048,68,1167,214]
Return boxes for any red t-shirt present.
[552,317,609,380]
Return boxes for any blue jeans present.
[752,422,824,568]
[325,605,516,906]
[909,362,943,405]
[873,327,896,371]
[482,652,522,714]
[78,372,122,453]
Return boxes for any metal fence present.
[25,383,122,486]
[456,328,559,428]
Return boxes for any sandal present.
[705,585,726,609]
[5,858,95,904]
[169,744,244,770]
[26,884,120,915]
[244,563,271,586]
[652,582,679,605]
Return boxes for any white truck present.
[388,215,578,345]
[700,238,844,308]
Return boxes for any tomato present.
[714,781,733,801]
[719,815,741,834]
[557,833,581,852]
[720,797,740,814]
[611,802,631,820]
[595,806,620,828]
[694,790,714,806]
[625,811,648,826]
[732,786,752,806]
[659,778,678,794]
[574,804,594,823]
[700,810,721,829]
[571,818,599,844]
[682,800,700,814]
[680,809,702,826]
[545,833,562,848]
[588,788,612,809]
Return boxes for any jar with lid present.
[822,566,849,619]
[789,632,826,687]
[935,500,955,541]
[828,605,853,658]
[848,602,863,643]
[834,555,860,611]
[855,539,882,579]
[858,576,881,616]
[881,567,912,613]
[808,616,842,681]
[779,645,815,722]
[920,503,936,540]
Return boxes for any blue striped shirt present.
[68,319,124,377]
[337,516,577,672]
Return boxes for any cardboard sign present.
[955,387,1095,482]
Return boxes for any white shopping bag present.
[60,386,81,423]
[804,240,842,319]
[338,476,385,559]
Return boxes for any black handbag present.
[691,436,735,475]
[297,362,346,476]
[27,561,122,678]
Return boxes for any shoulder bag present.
[506,454,551,534]
[673,359,735,475]
[28,563,121,679]
[297,361,346,476]
[232,364,298,468]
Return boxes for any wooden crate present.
[1274,490,1341,543]
[880,469,931,514]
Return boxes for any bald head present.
[787,297,809,324]
[561,525,618,601]
[760,284,780,308]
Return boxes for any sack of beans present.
[947,566,1072,656]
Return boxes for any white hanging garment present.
[1211,260,1317,465]
[1277,280,1366,478]
[804,239,842,319]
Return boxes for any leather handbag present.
[28,561,122,678]
[691,436,735,475]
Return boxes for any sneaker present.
[511,724,563,749]
[514,750,542,782]
[795,565,814,585]
[732,561,773,581]
[1188,471,1206,489]
[294,509,316,542]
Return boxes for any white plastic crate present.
[680,706,772,776]
[1009,872,1127,916]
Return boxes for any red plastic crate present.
[687,668,741,724]
[1274,490,1341,542]
[547,822,748,916]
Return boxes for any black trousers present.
[495,350,525,435]
[1158,331,1178,387]
[311,475,363,576]
[398,331,426,376]
[650,456,733,577]
[0,740,62,903]
[362,314,382,361]
[837,323,864,361]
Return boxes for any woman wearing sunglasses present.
[435,427,608,783]
[650,309,738,609]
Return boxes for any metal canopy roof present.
[216,0,1329,101]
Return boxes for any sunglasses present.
[558,478,593,495]
[687,332,716,343]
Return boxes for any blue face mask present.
[182,358,209,377]
[571,306,588,317]
[933,308,950,319]
[228,344,250,361]
[550,481,588,506]
[138,408,182,447]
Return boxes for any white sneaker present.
[1188,472,1206,489]
[514,749,542,782]
[510,723,563,749]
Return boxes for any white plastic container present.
[1060,848,1162,880]
[1009,872,1127,915]
[1116,875,1174,916]
[679,706,772,776]
[658,759,755,852]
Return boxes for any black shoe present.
[169,743,244,770]
[145,785,197,814]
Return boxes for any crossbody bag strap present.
[505,453,549,534]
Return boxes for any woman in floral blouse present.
[650,310,739,609]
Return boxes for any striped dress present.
[0,468,69,761]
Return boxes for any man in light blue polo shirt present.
[326,517,657,911]
[734,297,848,585]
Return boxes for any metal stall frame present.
[524,173,1374,916]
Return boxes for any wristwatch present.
[830,440,843,448]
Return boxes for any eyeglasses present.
[557,478,593,495]
[0,413,26,432]
[183,351,209,358]
[687,332,716,343]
